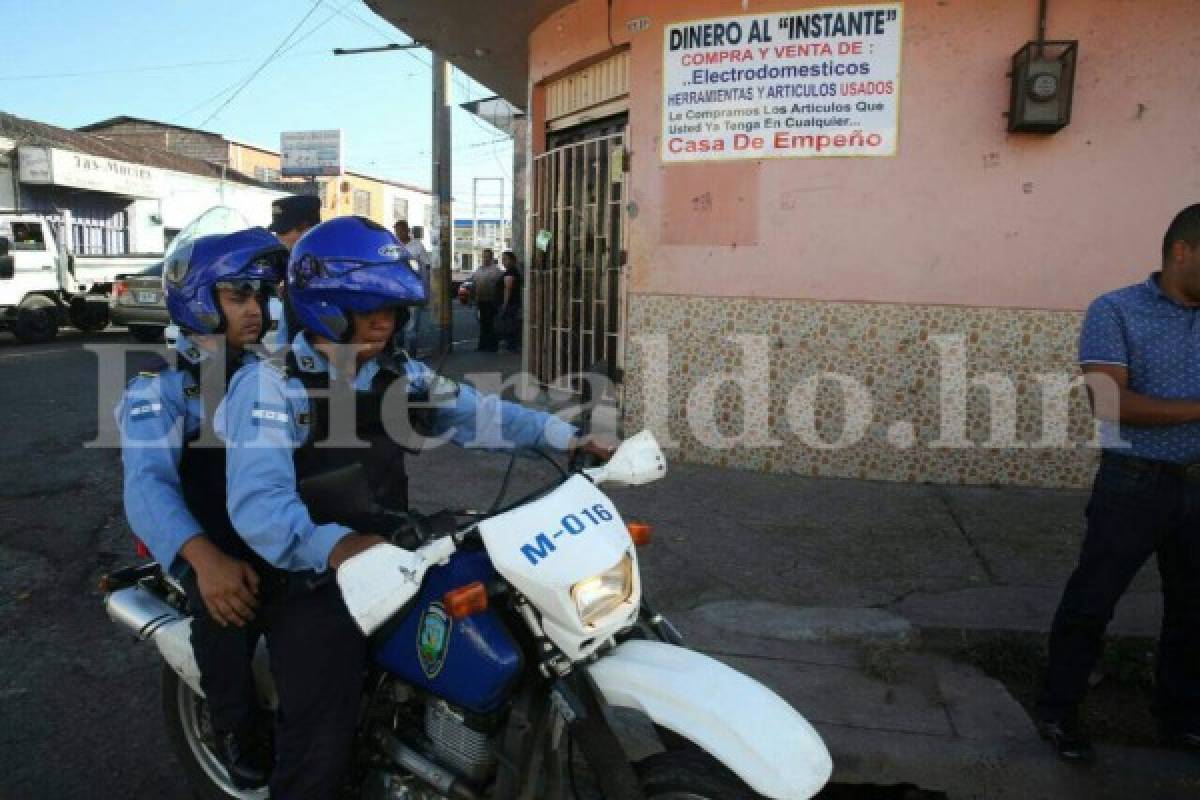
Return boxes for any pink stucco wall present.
[529,0,1200,311]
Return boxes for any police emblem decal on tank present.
[417,602,452,678]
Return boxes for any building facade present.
[453,218,513,270]
[80,117,433,236]
[369,0,1200,488]
[0,112,286,256]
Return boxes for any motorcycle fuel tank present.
[372,550,523,714]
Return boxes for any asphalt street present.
[0,305,484,799]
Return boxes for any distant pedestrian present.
[498,250,522,353]
[473,248,505,352]
[1037,203,1200,761]
[394,219,430,355]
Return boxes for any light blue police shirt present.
[216,332,577,574]
[1079,272,1200,463]
[116,334,257,573]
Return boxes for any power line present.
[198,0,326,128]
[176,0,355,124]
[279,0,356,57]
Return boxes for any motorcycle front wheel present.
[161,666,268,800]
[637,747,763,800]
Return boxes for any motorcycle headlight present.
[571,554,633,627]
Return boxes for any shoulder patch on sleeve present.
[251,402,291,428]
[129,401,164,420]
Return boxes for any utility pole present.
[331,40,448,348]
[431,52,454,355]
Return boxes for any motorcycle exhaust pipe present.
[375,730,480,800]
[105,586,204,695]
[104,585,183,640]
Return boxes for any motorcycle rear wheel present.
[637,747,763,799]
[161,666,268,800]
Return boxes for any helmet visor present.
[163,206,252,287]
[213,278,274,298]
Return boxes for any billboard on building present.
[662,4,903,162]
[18,145,165,197]
[280,129,343,177]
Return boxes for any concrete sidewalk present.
[410,347,1197,799]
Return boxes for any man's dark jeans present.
[1040,452,1200,732]
[477,301,499,351]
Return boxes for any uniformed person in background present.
[268,194,322,251]
[267,194,322,349]
[217,215,611,798]
[118,227,288,789]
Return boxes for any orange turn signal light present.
[444,582,488,619]
[627,522,653,547]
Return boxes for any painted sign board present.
[281,129,343,177]
[662,5,903,162]
[19,145,165,197]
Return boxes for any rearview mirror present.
[0,236,10,256]
[583,430,668,488]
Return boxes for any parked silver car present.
[110,261,168,342]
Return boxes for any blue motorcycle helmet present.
[287,215,427,343]
[163,207,287,336]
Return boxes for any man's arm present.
[1082,364,1200,426]
[118,375,259,626]
[118,374,205,570]
[410,363,575,452]
[409,362,611,457]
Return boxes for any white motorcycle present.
[104,429,832,799]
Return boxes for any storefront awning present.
[364,0,573,109]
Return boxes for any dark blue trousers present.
[262,578,366,800]
[1040,452,1200,731]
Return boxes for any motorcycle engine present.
[424,699,495,784]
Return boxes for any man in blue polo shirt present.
[1038,203,1200,761]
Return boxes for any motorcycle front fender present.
[587,640,832,800]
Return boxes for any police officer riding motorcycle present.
[117,212,288,789]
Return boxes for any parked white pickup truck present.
[0,213,158,343]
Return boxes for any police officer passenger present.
[118,227,287,788]
[218,215,611,798]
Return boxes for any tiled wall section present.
[622,294,1100,488]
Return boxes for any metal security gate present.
[529,124,627,392]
